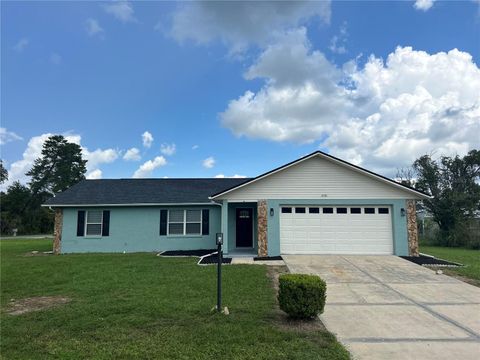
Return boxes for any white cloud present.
[123,147,141,161]
[160,143,176,156]
[329,22,348,54]
[169,1,330,54]
[142,131,154,148]
[214,174,247,178]
[413,0,435,11]
[133,156,167,178]
[13,38,29,52]
[192,145,199,150]
[0,127,23,145]
[86,169,102,179]
[326,47,480,173]
[3,133,119,189]
[104,1,137,23]
[202,156,216,169]
[50,52,62,65]
[221,29,480,175]
[85,18,105,37]
[222,28,346,144]
[83,148,119,170]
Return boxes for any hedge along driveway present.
[0,239,349,359]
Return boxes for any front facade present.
[45,152,429,257]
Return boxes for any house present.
[44,151,430,257]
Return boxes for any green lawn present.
[0,239,349,359]
[420,245,480,284]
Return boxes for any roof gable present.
[210,151,430,200]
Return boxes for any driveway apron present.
[283,255,480,360]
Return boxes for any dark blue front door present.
[236,208,253,248]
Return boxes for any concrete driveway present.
[283,255,480,360]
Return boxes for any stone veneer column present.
[406,200,419,257]
[257,200,268,257]
[53,208,63,255]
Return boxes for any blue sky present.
[2,0,479,187]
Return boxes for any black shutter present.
[102,210,110,236]
[202,209,209,235]
[77,210,85,236]
[160,210,168,236]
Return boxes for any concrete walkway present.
[283,255,480,360]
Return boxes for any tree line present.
[1,135,86,235]
[398,150,480,248]
[1,136,479,248]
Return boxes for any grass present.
[420,245,480,285]
[0,239,349,359]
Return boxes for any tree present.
[0,181,54,235]
[413,150,480,247]
[27,135,87,195]
[0,160,8,184]
[396,167,415,187]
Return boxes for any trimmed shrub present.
[278,274,327,319]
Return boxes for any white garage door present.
[280,206,393,255]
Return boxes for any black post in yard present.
[216,233,223,313]
[217,242,222,312]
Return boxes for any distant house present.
[44,151,429,256]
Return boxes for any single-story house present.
[44,151,430,257]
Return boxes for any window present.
[86,210,103,236]
[295,207,306,213]
[323,207,334,214]
[186,210,202,234]
[309,207,320,214]
[281,207,292,213]
[364,207,375,214]
[336,207,347,214]
[168,210,202,235]
[378,207,389,214]
[238,210,250,219]
[350,207,361,214]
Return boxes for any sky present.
[1,0,479,189]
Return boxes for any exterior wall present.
[61,205,221,253]
[265,199,409,257]
[216,156,418,201]
[406,200,419,256]
[226,202,257,253]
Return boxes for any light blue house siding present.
[61,205,221,253]
[60,200,409,256]
[264,199,409,257]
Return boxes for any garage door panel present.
[280,205,393,255]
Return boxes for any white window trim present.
[85,210,103,237]
[167,209,202,236]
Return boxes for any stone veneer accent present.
[257,200,268,257]
[53,208,63,255]
[406,200,419,257]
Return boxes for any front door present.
[236,208,253,248]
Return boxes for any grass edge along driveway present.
[0,239,349,359]
[420,245,480,286]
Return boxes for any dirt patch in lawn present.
[266,266,327,333]
[5,296,70,315]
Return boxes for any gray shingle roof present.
[44,178,252,206]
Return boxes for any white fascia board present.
[41,202,222,207]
